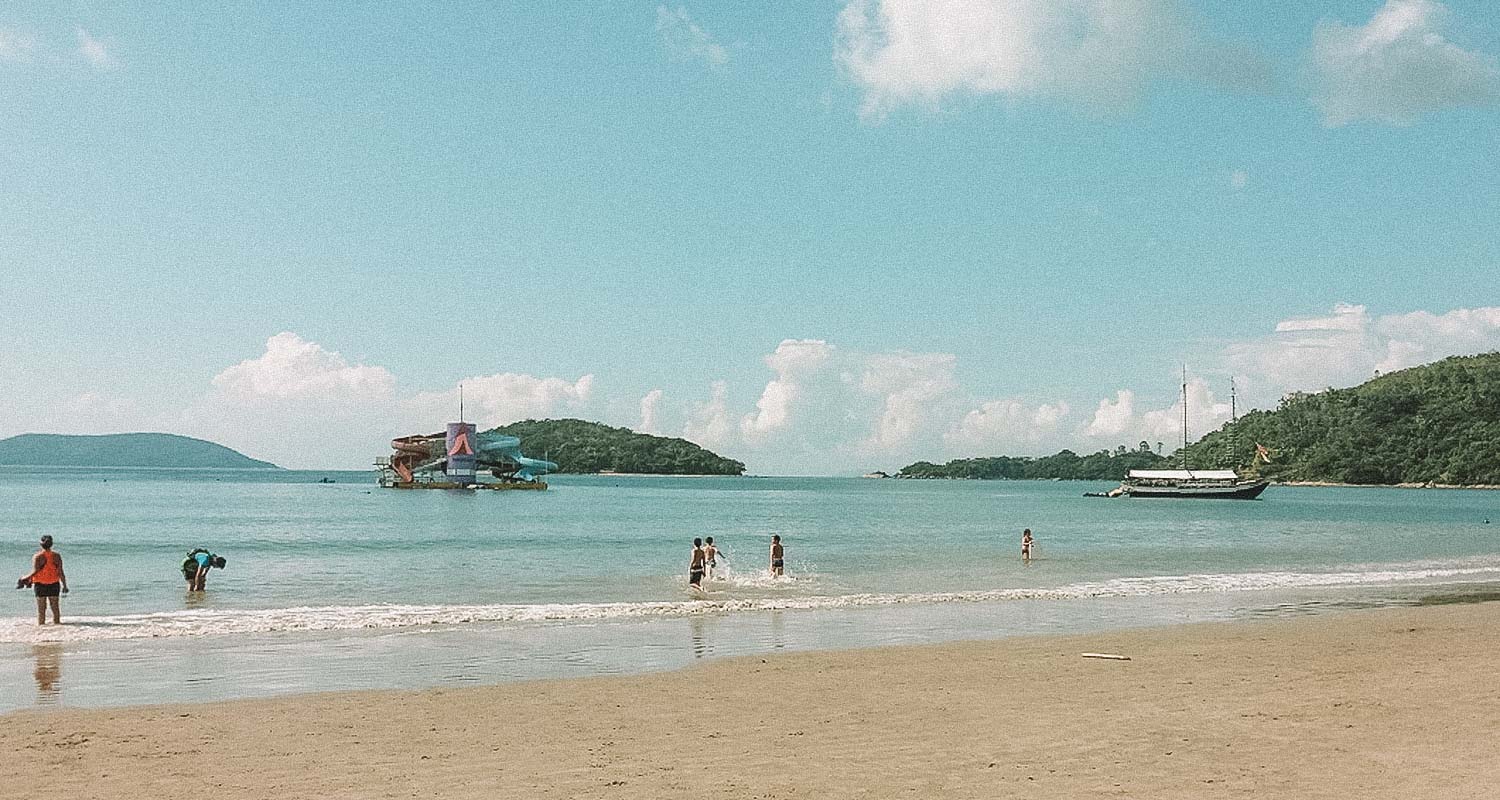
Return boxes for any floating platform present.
[381,480,548,491]
[376,421,557,491]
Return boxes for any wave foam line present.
[6,560,1500,644]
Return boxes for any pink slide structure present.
[388,434,444,483]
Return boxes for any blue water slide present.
[475,432,557,480]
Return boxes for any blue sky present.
[2,1,1498,471]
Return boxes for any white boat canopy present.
[1127,469,1239,480]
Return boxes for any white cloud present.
[76,27,115,71]
[1373,307,1500,372]
[638,388,664,435]
[1309,0,1500,126]
[199,334,595,468]
[1085,390,1135,438]
[1227,303,1500,395]
[212,332,396,401]
[409,373,594,429]
[25,305,1500,473]
[1139,378,1231,444]
[946,397,1069,452]
[684,380,733,449]
[1274,301,1368,333]
[656,5,728,67]
[861,351,960,450]
[836,0,1266,116]
[0,28,37,63]
[740,339,836,442]
[1076,380,1229,450]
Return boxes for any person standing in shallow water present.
[770,534,785,577]
[1021,529,1034,563]
[18,535,68,625]
[689,537,706,591]
[182,548,227,592]
[703,536,725,580]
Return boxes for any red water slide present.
[389,434,442,483]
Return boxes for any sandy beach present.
[6,602,1500,799]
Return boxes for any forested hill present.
[898,352,1500,485]
[897,447,1167,480]
[488,419,745,475]
[1185,352,1500,486]
[0,433,281,469]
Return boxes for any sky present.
[1,0,1498,472]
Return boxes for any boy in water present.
[689,537,706,590]
[703,536,725,580]
[770,534,785,577]
[1021,529,1034,563]
[18,535,68,625]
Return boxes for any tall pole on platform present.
[1181,366,1189,471]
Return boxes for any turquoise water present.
[2,468,1497,711]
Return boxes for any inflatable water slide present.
[377,422,557,490]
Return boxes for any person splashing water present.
[703,536,726,581]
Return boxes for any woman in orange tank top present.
[20,535,68,625]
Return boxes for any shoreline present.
[6,602,1499,798]
[1274,479,1500,490]
[891,474,1500,490]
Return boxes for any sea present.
[2,467,1498,712]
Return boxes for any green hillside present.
[1186,352,1500,485]
[899,352,1500,486]
[489,419,745,475]
[897,446,1167,480]
[0,433,281,469]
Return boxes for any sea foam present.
[5,557,1500,644]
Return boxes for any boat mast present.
[1181,366,1189,471]
[1228,377,1238,468]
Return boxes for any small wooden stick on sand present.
[1081,652,1131,661]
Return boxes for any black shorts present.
[33,582,61,598]
[689,569,704,586]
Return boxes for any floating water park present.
[375,421,557,490]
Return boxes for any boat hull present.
[1123,480,1269,500]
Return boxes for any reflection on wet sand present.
[690,615,708,659]
[32,644,62,704]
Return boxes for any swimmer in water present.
[703,536,726,580]
[689,537,706,591]
[770,534,785,577]
[1021,528,1034,563]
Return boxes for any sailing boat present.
[1118,372,1269,499]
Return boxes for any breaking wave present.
[6,558,1500,644]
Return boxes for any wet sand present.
[6,602,1500,799]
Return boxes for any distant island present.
[488,419,745,475]
[897,352,1500,487]
[897,447,1167,481]
[0,433,282,469]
